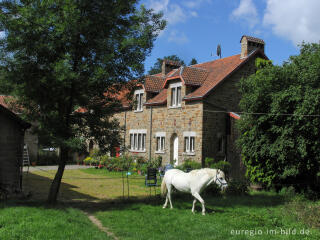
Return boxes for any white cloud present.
[147,0,197,25]
[190,11,198,17]
[168,30,189,44]
[231,0,258,28]
[184,0,211,9]
[263,0,320,45]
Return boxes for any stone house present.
[0,95,39,163]
[0,104,31,193]
[113,36,268,178]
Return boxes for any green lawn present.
[95,192,320,240]
[5,168,319,240]
[0,203,111,240]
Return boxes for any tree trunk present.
[47,147,68,204]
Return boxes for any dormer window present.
[170,82,182,108]
[134,89,144,112]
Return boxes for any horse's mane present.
[189,168,220,177]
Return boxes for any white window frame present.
[183,131,196,155]
[134,89,144,112]
[129,129,147,152]
[169,82,182,108]
[155,132,166,153]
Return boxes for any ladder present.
[23,144,30,173]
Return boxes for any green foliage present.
[147,55,185,75]
[203,182,222,196]
[189,58,198,65]
[225,180,249,196]
[204,157,215,168]
[0,0,165,153]
[179,158,201,171]
[204,157,231,176]
[255,57,273,70]
[238,43,320,196]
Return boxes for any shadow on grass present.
[22,172,98,202]
[8,171,287,215]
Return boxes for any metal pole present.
[149,106,153,162]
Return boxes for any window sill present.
[130,149,146,153]
[168,105,182,109]
[134,110,143,113]
[155,151,165,154]
[183,152,195,156]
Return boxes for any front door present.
[173,135,178,166]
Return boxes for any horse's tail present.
[161,179,167,197]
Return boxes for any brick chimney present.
[162,59,182,76]
[240,35,265,59]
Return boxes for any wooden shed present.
[0,104,31,194]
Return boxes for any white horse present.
[161,168,228,215]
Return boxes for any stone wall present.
[202,56,257,176]
[113,81,203,165]
[0,114,24,193]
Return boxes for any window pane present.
[130,134,133,149]
[177,87,181,105]
[139,93,143,110]
[134,134,137,150]
[190,137,195,152]
[143,134,146,150]
[156,137,160,151]
[171,88,176,106]
[135,94,139,110]
[184,137,189,152]
[138,134,142,150]
[161,137,165,151]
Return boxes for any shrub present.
[204,157,215,168]
[180,159,201,171]
[211,161,231,176]
[225,179,249,195]
[203,183,222,196]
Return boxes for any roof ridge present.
[190,54,241,68]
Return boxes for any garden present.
[1,163,319,240]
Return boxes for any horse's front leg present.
[191,199,197,214]
[193,192,205,215]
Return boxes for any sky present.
[141,0,320,73]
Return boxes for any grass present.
[95,193,320,240]
[0,203,112,240]
[9,168,320,239]
[22,168,157,201]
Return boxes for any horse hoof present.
[202,212,205,216]
[163,206,166,209]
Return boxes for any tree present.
[0,0,165,203]
[189,58,198,66]
[238,44,320,197]
[148,55,185,75]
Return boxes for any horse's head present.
[215,169,228,190]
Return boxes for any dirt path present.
[83,211,119,240]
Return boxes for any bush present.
[225,179,249,196]
[203,183,222,196]
[178,159,201,172]
[211,161,231,176]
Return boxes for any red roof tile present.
[145,88,167,106]
[144,75,166,92]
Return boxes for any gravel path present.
[23,165,93,172]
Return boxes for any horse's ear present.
[217,169,220,174]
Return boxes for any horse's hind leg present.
[167,184,173,209]
[192,192,206,215]
[192,199,197,214]
[163,195,168,209]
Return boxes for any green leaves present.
[238,44,320,195]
